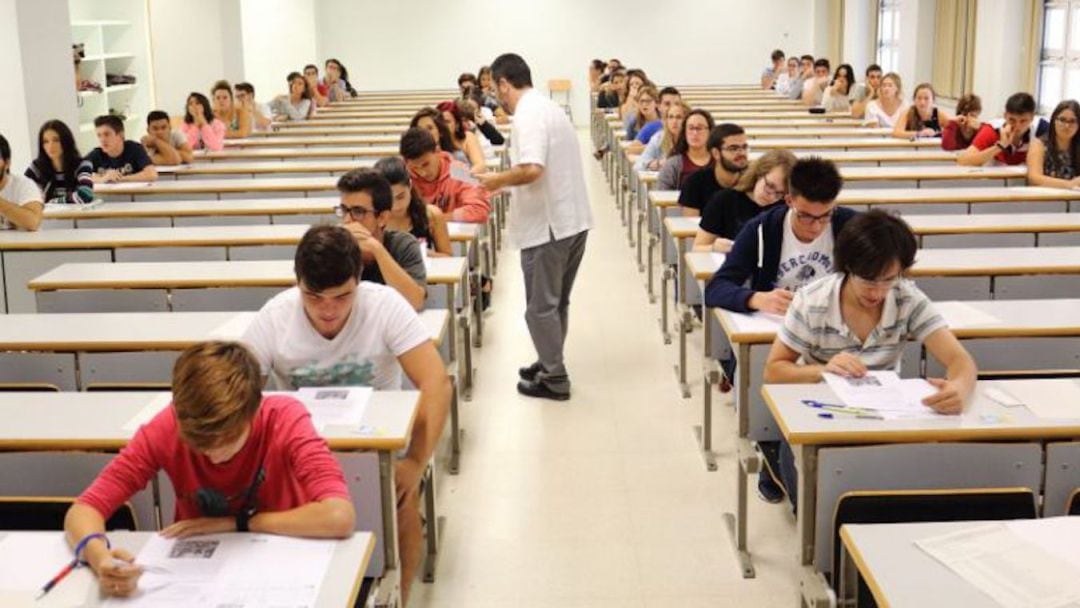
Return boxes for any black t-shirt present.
[699,188,784,241]
[86,140,152,177]
[596,91,620,109]
[678,167,725,212]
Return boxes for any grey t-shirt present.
[361,229,426,288]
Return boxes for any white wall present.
[313,0,817,123]
[148,0,237,116]
[972,0,1029,114]
[240,0,317,103]
[842,0,876,76]
[1,0,77,171]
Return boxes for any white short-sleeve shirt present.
[241,283,432,391]
[0,174,43,230]
[507,88,593,250]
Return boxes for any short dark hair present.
[956,94,982,116]
[211,79,233,98]
[771,49,785,62]
[813,58,830,71]
[1005,92,1036,115]
[800,54,814,62]
[659,86,681,100]
[94,114,124,134]
[458,72,477,86]
[707,123,745,152]
[146,110,170,126]
[0,133,10,162]
[789,157,842,203]
[490,53,533,89]
[235,82,255,96]
[337,168,393,213]
[303,64,318,73]
[294,225,362,292]
[865,63,882,76]
[835,210,917,280]
[400,127,438,160]
[591,59,605,71]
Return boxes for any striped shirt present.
[25,159,95,205]
[778,273,947,370]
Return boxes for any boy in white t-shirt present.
[0,134,44,231]
[241,224,451,606]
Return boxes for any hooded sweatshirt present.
[704,204,857,312]
[409,151,491,224]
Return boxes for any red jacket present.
[409,152,491,223]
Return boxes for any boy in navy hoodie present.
[704,157,856,503]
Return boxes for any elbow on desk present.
[322,499,357,539]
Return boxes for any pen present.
[817,412,884,421]
[36,558,78,600]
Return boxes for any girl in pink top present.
[64,342,355,599]
[180,92,226,151]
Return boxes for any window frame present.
[876,0,902,74]
[1038,0,1080,114]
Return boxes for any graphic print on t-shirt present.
[288,354,375,388]
[775,250,833,290]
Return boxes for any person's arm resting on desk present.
[0,192,43,231]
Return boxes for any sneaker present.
[756,474,785,504]
[518,362,543,382]
[756,442,787,504]
[516,379,570,401]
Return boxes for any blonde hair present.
[735,149,797,194]
[874,72,903,101]
[661,102,691,157]
[633,85,660,132]
[172,341,262,450]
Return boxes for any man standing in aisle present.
[477,52,593,401]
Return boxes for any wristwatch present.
[235,506,257,532]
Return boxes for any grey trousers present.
[520,230,589,391]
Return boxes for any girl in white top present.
[863,72,908,128]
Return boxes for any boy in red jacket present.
[400,127,491,223]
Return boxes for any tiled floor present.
[412,130,801,607]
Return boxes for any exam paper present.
[1000,379,1080,419]
[823,371,941,419]
[105,533,335,608]
[916,523,1080,608]
[122,393,173,432]
[935,301,1003,330]
[296,386,373,432]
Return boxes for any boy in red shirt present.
[64,341,355,598]
[959,92,1048,166]
[400,127,492,224]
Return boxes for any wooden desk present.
[195,145,400,162]
[912,246,1080,300]
[752,138,943,151]
[157,157,500,179]
[262,123,511,136]
[94,177,338,201]
[713,300,1080,578]
[764,381,1080,606]
[908,212,1080,247]
[0,531,375,608]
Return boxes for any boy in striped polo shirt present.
[763,210,977,507]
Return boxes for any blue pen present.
[817,411,884,420]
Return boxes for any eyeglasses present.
[722,144,750,154]
[334,204,372,221]
[761,178,787,198]
[851,274,901,289]
[793,209,833,226]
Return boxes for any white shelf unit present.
[69,0,154,152]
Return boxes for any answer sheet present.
[823,371,941,419]
[104,533,335,608]
[296,386,373,432]
[916,522,1080,608]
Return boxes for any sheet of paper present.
[935,301,1003,330]
[823,371,942,419]
[105,533,336,608]
[449,163,479,185]
[998,379,1080,419]
[122,393,173,431]
[1007,517,1080,574]
[296,386,373,432]
[208,312,254,340]
[728,311,784,335]
[916,522,1080,608]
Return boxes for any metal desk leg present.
[723,343,758,579]
[460,314,474,402]
[838,542,858,607]
[421,461,444,583]
[797,444,834,608]
[695,312,718,470]
[674,239,691,398]
[448,374,461,475]
[647,234,657,303]
[636,209,645,272]
[375,452,402,608]
[659,265,672,344]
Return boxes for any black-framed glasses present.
[793,209,833,226]
[722,144,750,153]
[334,205,372,221]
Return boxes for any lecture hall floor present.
[412,130,799,607]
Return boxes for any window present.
[876,0,902,74]
[1038,0,1080,112]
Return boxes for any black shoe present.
[518,362,543,382]
[756,442,787,505]
[517,379,570,401]
[756,474,785,504]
